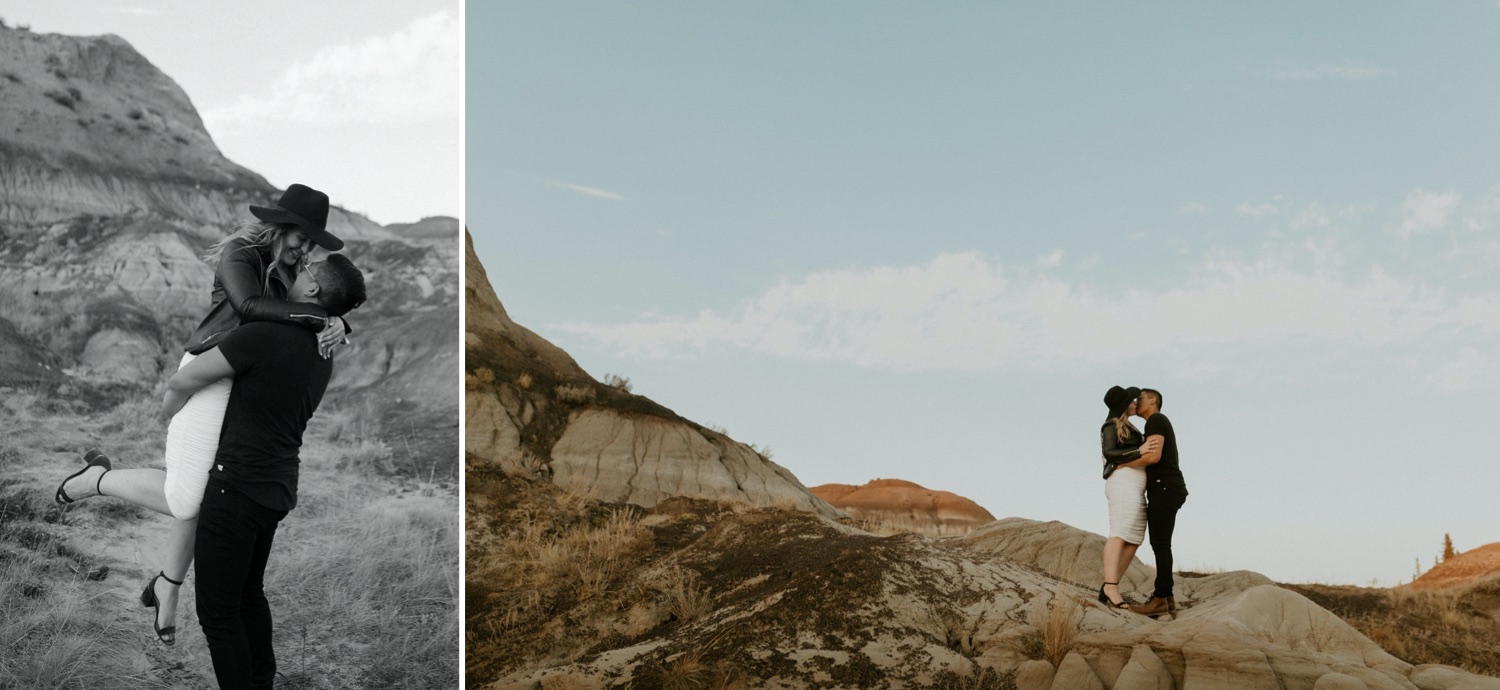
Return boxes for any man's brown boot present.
[1167,597,1177,613]
[1128,596,1171,617]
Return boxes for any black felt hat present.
[249,184,344,250]
[1103,385,1141,418]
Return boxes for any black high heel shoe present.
[141,571,184,646]
[1097,582,1131,609]
[55,448,112,505]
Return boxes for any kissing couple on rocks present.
[1097,385,1190,619]
[52,184,368,690]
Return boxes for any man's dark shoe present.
[1168,596,1177,613]
[1128,596,1172,617]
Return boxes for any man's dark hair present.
[1141,388,1162,410]
[310,253,366,317]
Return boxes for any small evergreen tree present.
[1441,533,1459,563]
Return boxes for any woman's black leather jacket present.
[1100,420,1144,480]
[184,239,330,354]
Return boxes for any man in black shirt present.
[1129,388,1188,618]
[163,254,365,690]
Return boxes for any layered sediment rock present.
[1407,542,1500,592]
[464,231,840,517]
[0,25,458,462]
[812,478,996,535]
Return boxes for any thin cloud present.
[202,11,458,129]
[1400,189,1459,239]
[111,7,164,15]
[1234,202,1278,218]
[1270,60,1393,81]
[555,243,1498,379]
[546,180,628,202]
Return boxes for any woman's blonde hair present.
[202,220,298,292]
[1110,414,1135,444]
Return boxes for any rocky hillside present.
[812,478,997,536]
[0,25,457,472]
[464,231,838,517]
[1408,542,1500,592]
[470,471,1500,689]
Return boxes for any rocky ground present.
[469,468,1500,690]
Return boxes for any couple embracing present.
[52,184,367,689]
[1097,385,1189,618]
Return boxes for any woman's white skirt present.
[1105,465,1147,545]
[162,352,232,519]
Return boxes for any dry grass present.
[465,466,651,681]
[0,384,458,689]
[854,513,983,538]
[1019,588,1081,667]
[554,383,597,405]
[655,564,712,624]
[637,649,744,690]
[934,666,1017,690]
[1041,592,1080,667]
[1286,577,1500,677]
[466,367,496,390]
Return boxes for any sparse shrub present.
[515,372,532,390]
[67,86,82,101]
[127,108,143,120]
[554,384,596,406]
[602,373,632,393]
[172,134,189,145]
[99,112,111,119]
[653,564,711,623]
[3,71,19,83]
[706,424,728,436]
[466,367,497,390]
[136,122,151,132]
[934,667,1015,690]
[641,651,744,690]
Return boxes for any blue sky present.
[7,0,459,224]
[468,2,1500,586]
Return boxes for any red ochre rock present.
[811,478,996,536]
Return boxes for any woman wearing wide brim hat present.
[52,183,352,646]
[1096,385,1160,610]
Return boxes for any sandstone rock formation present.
[465,231,840,517]
[0,25,458,467]
[812,478,996,536]
[1407,542,1500,592]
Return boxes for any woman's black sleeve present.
[1100,425,1142,467]
[219,247,329,330]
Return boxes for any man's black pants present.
[195,478,288,690]
[1145,486,1188,599]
